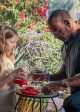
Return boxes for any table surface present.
[15,81,59,99]
[16,90,59,99]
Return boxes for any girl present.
[0,25,25,112]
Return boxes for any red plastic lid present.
[20,87,40,95]
[25,87,35,91]
[13,77,28,85]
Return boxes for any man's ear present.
[64,20,70,27]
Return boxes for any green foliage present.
[0,0,62,73]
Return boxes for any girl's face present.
[4,35,18,53]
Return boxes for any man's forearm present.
[50,67,67,81]
[67,73,80,87]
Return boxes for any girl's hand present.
[9,68,28,80]
[0,68,29,87]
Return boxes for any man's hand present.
[42,81,66,94]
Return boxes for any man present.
[30,9,80,112]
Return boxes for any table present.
[14,91,59,112]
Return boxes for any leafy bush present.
[0,0,63,73]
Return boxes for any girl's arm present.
[0,73,12,87]
[0,68,26,87]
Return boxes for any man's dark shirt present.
[61,29,80,93]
